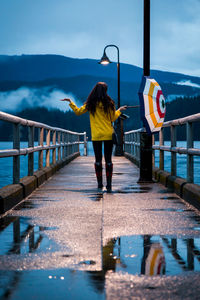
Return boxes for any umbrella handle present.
[126,105,140,108]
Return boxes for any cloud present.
[0,87,81,112]
[175,80,200,88]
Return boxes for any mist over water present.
[0,87,81,112]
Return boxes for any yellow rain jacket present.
[69,101,121,141]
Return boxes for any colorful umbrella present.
[138,76,166,134]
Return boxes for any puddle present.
[116,189,149,194]
[0,268,106,300]
[113,172,124,175]
[114,185,152,194]
[192,227,200,231]
[191,216,200,223]
[14,201,41,210]
[128,186,152,191]
[160,196,180,200]
[115,185,152,194]
[79,260,96,265]
[107,235,200,275]
[158,189,174,194]
[1,234,200,300]
[14,199,62,210]
[143,208,187,212]
[0,216,59,255]
[89,193,103,201]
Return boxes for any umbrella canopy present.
[139,76,166,134]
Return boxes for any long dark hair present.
[85,82,115,115]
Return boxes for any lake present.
[0,141,199,188]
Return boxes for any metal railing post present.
[58,131,61,161]
[131,133,134,156]
[28,126,34,176]
[187,122,194,183]
[52,130,56,164]
[171,125,177,176]
[72,134,74,154]
[46,129,50,167]
[62,132,65,159]
[134,132,136,157]
[77,135,79,153]
[38,127,44,170]
[84,132,87,156]
[152,134,155,168]
[65,133,68,157]
[159,128,164,170]
[13,123,20,184]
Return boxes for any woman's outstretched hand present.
[119,105,127,111]
[60,98,71,103]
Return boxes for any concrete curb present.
[124,154,200,210]
[0,184,23,213]
[33,170,46,187]
[124,152,139,167]
[182,184,200,210]
[153,167,200,210]
[20,176,37,198]
[0,152,80,214]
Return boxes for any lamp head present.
[98,51,111,65]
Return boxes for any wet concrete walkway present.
[1,156,200,299]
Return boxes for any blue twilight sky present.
[0,0,200,76]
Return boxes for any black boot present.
[94,162,103,189]
[106,163,113,192]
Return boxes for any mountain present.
[0,54,200,113]
[0,54,142,82]
[0,54,200,84]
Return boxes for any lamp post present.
[138,0,153,182]
[99,44,123,156]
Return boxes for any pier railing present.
[124,128,143,167]
[0,111,87,185]
[124,112,200,185]
[152,113,200,184]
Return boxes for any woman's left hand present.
[119,105,127,111]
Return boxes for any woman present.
[60,82,127,192]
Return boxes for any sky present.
[0,0,200,76]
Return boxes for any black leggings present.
[92,140,113,164]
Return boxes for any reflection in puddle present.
[0,216,59,255]
[106,235,200,276]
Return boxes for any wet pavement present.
[1,156,200,299]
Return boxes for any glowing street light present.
[99,44,120,109]
[99,44,123,156]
